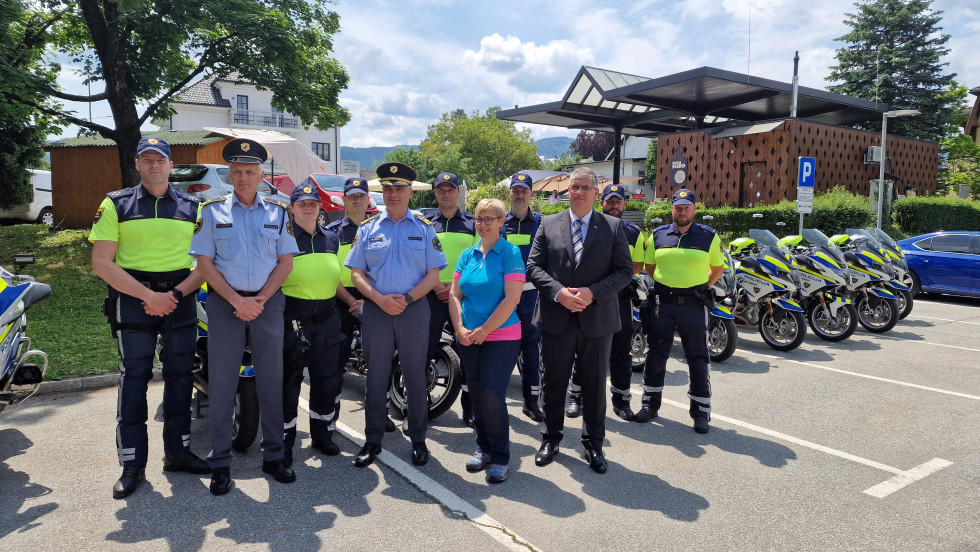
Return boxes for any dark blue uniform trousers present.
[457,339,521,465]
[362,299,430,445]
[336,286,362,370]
[643,300,712,418]
[515,299,542,405]
[206,291,286,467]
[114,290,196,467]
[283,301,344,450]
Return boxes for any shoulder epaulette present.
[653,223,671,232]
[173,189,200,202]
[698,222,718,235]
[325,218,342,230]
[201,196,227,207]
[263,197,288,209]
[622,219,640,231]
[107,187,136,199]
[362,213,381,224]
[415,213,434,225]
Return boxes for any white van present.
[0,169,54,226]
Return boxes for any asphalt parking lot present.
[2,294,978,551]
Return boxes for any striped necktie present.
[572,218,583,264]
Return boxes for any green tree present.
[420,107,542,185]
[644,139,658,189]
[1,0,61,208]
[4,0,349,185]
[826,0,958,142]
[938,133,980,199]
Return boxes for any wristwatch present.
[405,293,414,305]
[171,288,185,302]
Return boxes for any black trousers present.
[540,315,613,451]
[336,287,362,370]
[571,291,633,404]
[283,299,344,449]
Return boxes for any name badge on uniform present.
[264,224,279,229]
[369,237,383,242]
[216,223,233,228]
[408,236,423,241]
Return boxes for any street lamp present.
[876,109,920,229]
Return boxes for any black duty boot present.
[633,391,662,423]
[112,466,145,499]
[690,397,711,434]
[611,390,634,421]
[565,389,582,418]
[522,398,544,422]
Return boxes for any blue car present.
[897,231,980,298]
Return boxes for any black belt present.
[236,290,260,297]
[656,294,699,305]
[286,298,337,328]
[124,268,188,293]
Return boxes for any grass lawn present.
[0,225,118,380]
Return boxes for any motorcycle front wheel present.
[759,308,807,352]
[806,301,858,342]
[856,295,899,333]
[708,316,738,362]
[389,342,462,420]
[631,322,647,372]
[895,289,914,320]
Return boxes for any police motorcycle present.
[345,323,462,420]
[727,229,807,352]
[0,257,51,414]
[828,230,901,333]
[629,274,650,371]
[707,248,739,362]
[192,285,260,451]
[866,227,914,319]
[778,229,858,342]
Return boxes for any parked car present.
[294,173,379,226]
[0,169,54,226]
[897,231,980,298]
[169,164,290,204]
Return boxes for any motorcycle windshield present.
[749,229,794,262]
[802,228,846,265]
[847,227,895,276]
[846,228,885,251]
[870,228,899,251]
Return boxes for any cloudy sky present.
[54,0,979,147]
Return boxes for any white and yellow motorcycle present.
[0,257,51,414]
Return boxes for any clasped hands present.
[455,326,487,346]
[557,287,593,313]
[142,291,178,317]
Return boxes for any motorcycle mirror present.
[13,253,35,274]
[776,221,786,227]
[703,215,714,221]
[752,213,763,218]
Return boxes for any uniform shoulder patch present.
[415,213,433,225]
[432,237,443,251]
[174,189,200,202]
[263,197,288,209]
[201,196,227,207]
[194,218,203,234]
[94,207,104,223]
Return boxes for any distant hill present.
[340,145,418,170]
[535,136,573,159]
[340,137,573,168]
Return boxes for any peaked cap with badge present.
[376,161,416,185]
[137,137,172,158]
[290,184,321,204]
[672,188,696,206]
[601,184,628,201]
[434,172,459,188]
[222,138,268,164]
[510,172,533,189]
[344,177,369,195]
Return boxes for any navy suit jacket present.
[526,209,633,338]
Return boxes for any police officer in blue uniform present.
[565,184,645,421]
[345,162,447,468]
[639,188,725,432]
[91,137,210,499]
[501,172,544,422]
[423,172,477,426]
[190,138,299,494]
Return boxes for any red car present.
[266,173,379,226]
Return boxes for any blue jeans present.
[458,339,521,465]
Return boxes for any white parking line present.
[734,349,980,400]
[870,333,980,352]
[298,395,542,552]
[654,394,952,498]
[910,315,980,326]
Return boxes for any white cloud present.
[462,33,594,93]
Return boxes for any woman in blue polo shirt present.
[448,198,524,484]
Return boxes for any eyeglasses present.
[474,216,501,225]
[568,185,596,194]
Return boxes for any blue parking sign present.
[798,157,815,187]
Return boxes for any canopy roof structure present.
[497,66,887,137]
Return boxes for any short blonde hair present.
[474,198,506,219]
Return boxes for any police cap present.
[290,184,321,204]
[344,177,369,195]
[137,137,171,158]
[434,173,459,189]
[672,188,696,206]
[376,162,416,185]
[510,172,533,189]
[601,184,628,201]
[222,138,268,164]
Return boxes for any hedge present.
[642,186,873,237]
[892,196,980,235]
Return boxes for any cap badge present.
[611,186,618,191]
[391,166,398,174]
[241,143,250,152]
[148,138,159,145]
[518,175,526,181]
[680,191,687,197]
[303,187,312,194]
[443,174,450,180]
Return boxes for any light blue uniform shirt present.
[189,193,299,292]
[345,211,447,295]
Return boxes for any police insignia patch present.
[286,223,294,236]
[303,187,312,194]
[443,174,451,181]
[391,165,398,174]
[194,218,203,234]
[148,138,159,145]
[94,207,104,222]
[242,143,250,152]
[432,237,443,252]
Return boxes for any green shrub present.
[642,186,873,237]
[892,196,980,234]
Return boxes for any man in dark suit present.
[526,167,633,473]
